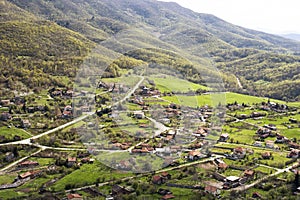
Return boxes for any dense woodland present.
[0,0,300,101]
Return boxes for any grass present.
[246,114,300,140]
[29,157,55,166]
[0,126,32,142]
[51,161,133,192]
[150,75,209,93]
[225,93,285,105]
[161,92,286,108]
[0,174,16,185]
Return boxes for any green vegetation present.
[0,126,31,143]
[51,161,133,192]
[150,75,208,93]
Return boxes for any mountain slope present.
[2,0,300,100]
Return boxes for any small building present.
[233,147,246,159]
[18,170,41,179]
[226,176,240,183]
[188,150,202,161]
[0,112,12,121]
[244,169,255,178]
[288,149,300,158]
[276,135,289,143]
[205,184,221,196]
[133,111,145,119]
[152,175,164,185]
[112,185,133,196]
[224,176,240,188]
[67,193,83,200]
[66,157,76,167]
[215,159,228,170]
[251,112,266,118]
[253,141,263,147]
[161,172,171,180]
[261,152,271,159]
[265,140,275,149]
[18,160,39,168]
[219,133,229,142]
[0,100,11,106]
[21,119,31,128]
[162,194,175,200]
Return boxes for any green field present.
[161,92,298,108]
[0,126,32,142]
[51,161,133,192]
[150,75,209,93]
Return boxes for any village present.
[0,74,299,199]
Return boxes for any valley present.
[0,0,300,199]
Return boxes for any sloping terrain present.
[2,0,300,100]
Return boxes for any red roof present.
[189,150,201,157]
[218,162,228,169]
[67,193,82,199]
[67,157,76,162]
[152,175,162,183]
[205,185,218,193]
[162,194,175,200]
[234,147,245,153]
[244,169,255,176]
[18,160,38,166]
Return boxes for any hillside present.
[1,0,300,100]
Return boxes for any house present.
[112,185,133,196]
[21,119,31,128]
[224,176,240,188]
[244,169,255,178]
[66,157,76,167]
[251,112,266,118]
[263,124,277,131]
[63,105,73,118]
[0,112,12,121]
[265,140,275,149]
[152,175,165,185]
[219,133,229,142]
[288,149,300,158]
[1,100,10,106]
[133,111,145,119]
[18,160,39,168]
[256,128,271,135]
[193,128,208,137]
[162,194,175,200]
[81,157,94,164]
[233,147,246,159]
[276,135,289,143]
[158,188,172,195]
[67,193,83,200]
[289,142,300,149]
[18,170,41,179]
[188,150,202,161]
[205,184,221,196]
[161,172,171,180]
[261,152,271,159]
[253,141,263,147]
[215,159,228,170]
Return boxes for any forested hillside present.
[1,0,300,100]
